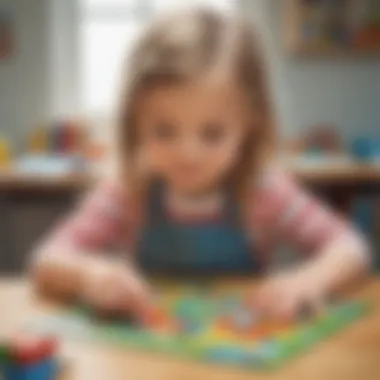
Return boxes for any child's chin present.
[172,180,214,195]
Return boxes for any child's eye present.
[201,122,225,144]
[153,122,178,141]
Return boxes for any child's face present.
[136,76,251,195]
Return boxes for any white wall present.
[248,0,380,140]
[0,0,50,151]
[1,0,379,151]
[49,0,80,118]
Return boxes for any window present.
[80,0,237,115]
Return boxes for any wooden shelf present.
[284,0,380,58]
[293,163,380,184]
[287,155,380,184]
[289,45,380,58]
[1,158,380,193]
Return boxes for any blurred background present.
[0,0,380,273]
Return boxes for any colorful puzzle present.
[29,286,368,370]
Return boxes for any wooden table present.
[0,171,92,193]
[0,172,90,273]
[287,158,380,224]
[1,278,379,380]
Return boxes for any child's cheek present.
[214,139,241,172]
[146,143,176,174]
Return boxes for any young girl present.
[32,9,369,319]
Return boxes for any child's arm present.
[249,169,370,317]
[30,181,148,311]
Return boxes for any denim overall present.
[137,183,259,275]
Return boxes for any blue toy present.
[2,358,59,380]
[0,334,59,380]
[351,137,380,162]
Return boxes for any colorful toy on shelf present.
[30,285,369,370]
[303,124,343,155]
[22,119,93,175]
[0,334,59,380]
[29,127,48,154]
[351,136,380,162]
[28,120,89,156]
[295,0,380,52]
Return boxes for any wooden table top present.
[0,171,92,192]
[0,278,379,380]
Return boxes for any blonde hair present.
[118,8,275,207]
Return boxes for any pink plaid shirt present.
[44,169,368,266]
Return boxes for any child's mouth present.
[176,164,201,178]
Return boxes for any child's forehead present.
[137,75,248,116]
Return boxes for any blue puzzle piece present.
[219,295,240,311]
[179,319,202,335]
[255,340,281,361]
[231,307,259,331]
[2,358,59,380]
[207,346,248,364]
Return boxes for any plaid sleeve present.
[248,169,369,263]
[44,181,134,252]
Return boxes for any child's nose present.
[179,138,201,161]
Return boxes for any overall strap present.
[146,180,167,225]
[224,190,243,228]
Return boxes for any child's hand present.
[82,259,151,317]
[253,268,326,320]
[31,249,84,299]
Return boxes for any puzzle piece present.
[231,308,258,331]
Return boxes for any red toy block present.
[9,334,58,365]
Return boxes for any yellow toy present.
[0,136,12,168]
[29,127,48,153]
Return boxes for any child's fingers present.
[89,281,123,310]
[123,284,150,316]
[252,275,327,321]
[83,269,127,311]
[278,292,325,321]
[309,292,326,317]
[113,273,152,316]
[254,282,301,320]
[252,282,280,314]
[274,292,300,320]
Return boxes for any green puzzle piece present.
[173,297,217,321]
[0,343,10,363]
